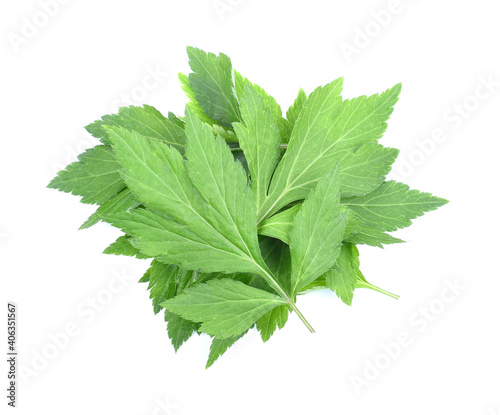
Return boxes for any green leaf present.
[104,126,259,273]
[47,47,451,366]
[178,72,218,125]
[233,85,281,210]
[255,237,292,341]
[325,243,359,306]
[80,187,138,229]
[145,260,199,314]
[47,145,124,205]
[234,70,289,142]
[258,82,401,223]
[345,221,404,248]
[257,79,343,222]
[206,332,247,369]
[187,46,241,127]
[259,236,293,293]
[139,267,150,283]
[103,235,150,259]
[256,305,289,342]
[339,144,399,197]
[142,260,223,351]
[144,261,217,351]
[86,105,186,150]
[289,166,347,295]
[258,205,357,246]
[258,205,301,245]
[162,279,285,339]
[286,88,308,131]
[104,115,294,307]
[342,181,449,232]
[165,312,200,352]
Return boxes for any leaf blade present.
[342,181,449,232]
[233,85,281,210]
[289,165,347,294]
[162,279,285,339]
[47,145,124,205]
[187,47,241,127]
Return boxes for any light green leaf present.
[339,143,399,197]
[259,236,293,293]
[234,70,289,141]
[233,85,281,210]
[259,205,357,246]
[345,221,404,248]
[138,267,150,283]
[258,82,401,223]
[286,88,308,131]
[178,72,218,125]
[182,108,268,274]
[258,79,343,222]
[255,237,292,341]
[162,279,285,339]
[206,332,247,369]
[256,305,289,342]
[289,166,347,295]
[187,46,241,127]
[342,181,448,232]
[47,145,124,205]
[165,312,200,352]
[104,117,292,305]
[258,205,301,245]
[86,105,186,151]
[80,187,138,229]
[103,235,150,259]
[145,261,181,314]
[325,243,359,306]
[145,260,203,314]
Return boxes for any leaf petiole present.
[356,279,399,300]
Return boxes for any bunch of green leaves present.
[48,47,448,367]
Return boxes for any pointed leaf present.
[165,312,200,352]
[259,82,401,222]
[233,85,281,210]
[286,88,308,131]
[80,187,138,229]
[178,72,218,125]
[258,205,301,245]
[206,332,246,368]
[258,79,343,221]
[48,145,124,205]
[256,304,289,342]
[234,70,289,141]
[103,235,150,259]
[187,47,241,127]
[289,166,347,294]
[162,279,285,338]
[86,105,186,150]
[104,120,288,301]
[342,181,448,232]
[339,144,399,197]
[325,243,359,305]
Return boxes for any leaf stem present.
[356,280,399,299]
[257,265,315,333]
[288,300,315,333]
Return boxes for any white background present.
[1,1,499,414]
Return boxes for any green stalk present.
[257,264,315,333]
[356,280,399,300]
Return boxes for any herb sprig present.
[49,47,448,367]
